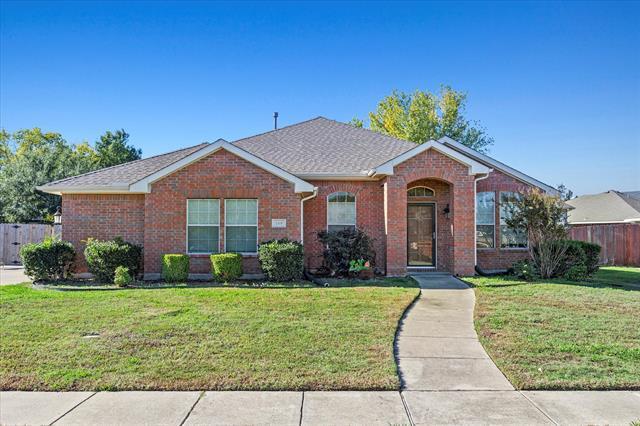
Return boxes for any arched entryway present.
[406,178,453,272]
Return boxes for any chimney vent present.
[273,112,279,130]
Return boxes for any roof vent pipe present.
[273,112,279,130]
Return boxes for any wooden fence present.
[568,223,640,267]
[0,223,60,266]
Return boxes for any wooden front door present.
[407,203,436,266]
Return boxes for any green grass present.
[0,278,418,391]
[465,267,640,390]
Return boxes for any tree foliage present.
[505,190,570,278]
[364,86,494,152]
[0,127,142,222]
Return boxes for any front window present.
[225,199,258,253]
[327,192,356,232]
[408,186,435,197]
[187,199,220,254]
[476,192,495,248]
[500,192,528,248]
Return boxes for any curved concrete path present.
[397,273,513,391]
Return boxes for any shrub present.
[84,237,143,283]
[317,228,375,276]
[258,239,304,281]
[20,237,75,281]
[113,266,133,287]
[564,263,589,281]
[211,253,242,282]
[162,254,189,282]
[560,240,601,280]
[510,259,537,281]
[576,241,601,274]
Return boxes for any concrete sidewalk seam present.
[399,391,415,426]
[519,390,559,426]
[179,390,205,426]
[396,355,488,359]
[49,392,96,425]
[298,391,305,426]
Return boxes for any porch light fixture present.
[53,206,62,224]
[443,204,451,219]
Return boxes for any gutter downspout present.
[300,188,318,244]
[474,172,491,268]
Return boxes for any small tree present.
[505,190,569,278]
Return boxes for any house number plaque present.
[272,219,287,228]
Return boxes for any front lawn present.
[466,267,640,390]
[0,278,418,391]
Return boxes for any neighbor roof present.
[233,117,416,176]
[567,190,640,224]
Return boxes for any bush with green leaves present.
[510,259,538,281]
[560,240,601,280]
[258,239,304,281]
[317,228,375,276]
[564,263,589,282]
[19,237,75,281]
[113,266,133,287]
[162,254,189,282]
[210,253,242,282]
[84,237,142,283]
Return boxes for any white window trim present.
[326,192,357,231]
[224,199,259,255]
[476,191,496,250]
[407,186,436,197]
[499,191,529,250]
[186,199,221,255]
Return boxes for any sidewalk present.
[2,390,639,425]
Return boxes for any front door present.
[407,203,436,266]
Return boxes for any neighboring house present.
[38,117,557,278]
[567,190,640,266]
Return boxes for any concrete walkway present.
[397,273,513,391]
[0,266,30,285]
[2,390,639,425]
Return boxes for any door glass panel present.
[407,204,435,266]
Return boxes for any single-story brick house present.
[38,117,558,278]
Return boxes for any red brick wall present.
[144,149,301,275]
[386,149,476,276]
[303,181,386,273]
[476,169,533,270]
[61,194,145,272]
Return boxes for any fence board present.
[0,223,58,266]
[568,223,640,267]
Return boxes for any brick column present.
[384,176,407,276]
[452,180,476,276]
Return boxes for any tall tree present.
[366,86,494,153]
[94,129,141,168]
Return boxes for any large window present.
[187,199,220,254]
[500,192,528,248]
[225,199,258,253]
[476,192,495,248]
[327,192,356,232]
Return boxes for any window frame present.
[499,191,528,250]
[186,199,221,255]
[407,186,436,198]
[326,191,357,232]
[476,191,496,250]
[224,198,259,254]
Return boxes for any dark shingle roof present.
[41,143,209,188]
[233,117,415,175]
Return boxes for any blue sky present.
[1,1,638,195]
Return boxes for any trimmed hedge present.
[162,254,189,282]
[561,240,601,279]
[211,253,242,282]
[20,237,75,281]
[113,266,133,287]
[258,239,304,281]
[84,237,142,283]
